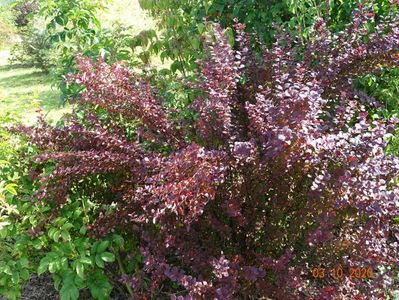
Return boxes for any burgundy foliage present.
[13,0,39,27]
[20,5,399,299]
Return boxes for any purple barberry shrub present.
[20,4,399,299]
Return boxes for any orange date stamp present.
[311,266,374,280]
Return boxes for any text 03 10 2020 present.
[311,266,374,280]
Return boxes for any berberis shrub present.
[18,5,399,299]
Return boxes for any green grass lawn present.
[102,0,156,32]
[0,50,70,125]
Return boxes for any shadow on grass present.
[0,66,61,112]
[0,54,69,124]
[0,63,32,72]
[0,71,48,88]
[0,85,61,109]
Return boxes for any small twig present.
[112,247,135,298]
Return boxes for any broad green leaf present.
[48,261,58,273]
[197,23,205,34]
[20,269,29,281]
[79,225,87,235]
[54,274,62,291]
[74,274,85,289]
[95,255,104,268]
[79,257,92,265]
[48,228,57,239]
[55,16,65,25]
[3,265,12,275]
[60,281,79,300]
[112,234,124,248]
[19,257,29,268]
[38,258,50,275]
[53,230,61,242]
[61,257,68,270]
[5,184,17,195]
[75,261,84,279]
[100,252,115,263]
[61,230,71,242]
[61,223,74,231]
[11,271,19,284]
[96,240,109,253]
[87,273,112,300]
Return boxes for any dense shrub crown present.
[20,4,399,299]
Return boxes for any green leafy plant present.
[36,203,116,300]
[0,113,36,300]
[38,0,151,103]
[9,26,56,72]
[0,181,31,300]
[38,0,105,103]
[0,112,136,299]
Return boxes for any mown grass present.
[0,50,69,125]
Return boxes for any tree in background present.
[8,0,55,72]
[139,0,394,75]
[0,1,16,49]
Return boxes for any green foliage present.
[39,0,103,49]
[357,68,399,117]
[0,113,36,300]
[137,0,311,73]
[0,4,16,49]
[93,23,136,65]
[139,0,396,74]
[35,201,116,300]
[37,0,105,102]
[355,67,399,154]
[139,0,224,74]
[0,113,134,299]
[7,0,54,72]
[38,0,154,102]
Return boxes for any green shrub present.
[9,26,55,72]
[6,0,54,72]
[355,67,399,155]
[0,113,133,299]
[0,112,37,300]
